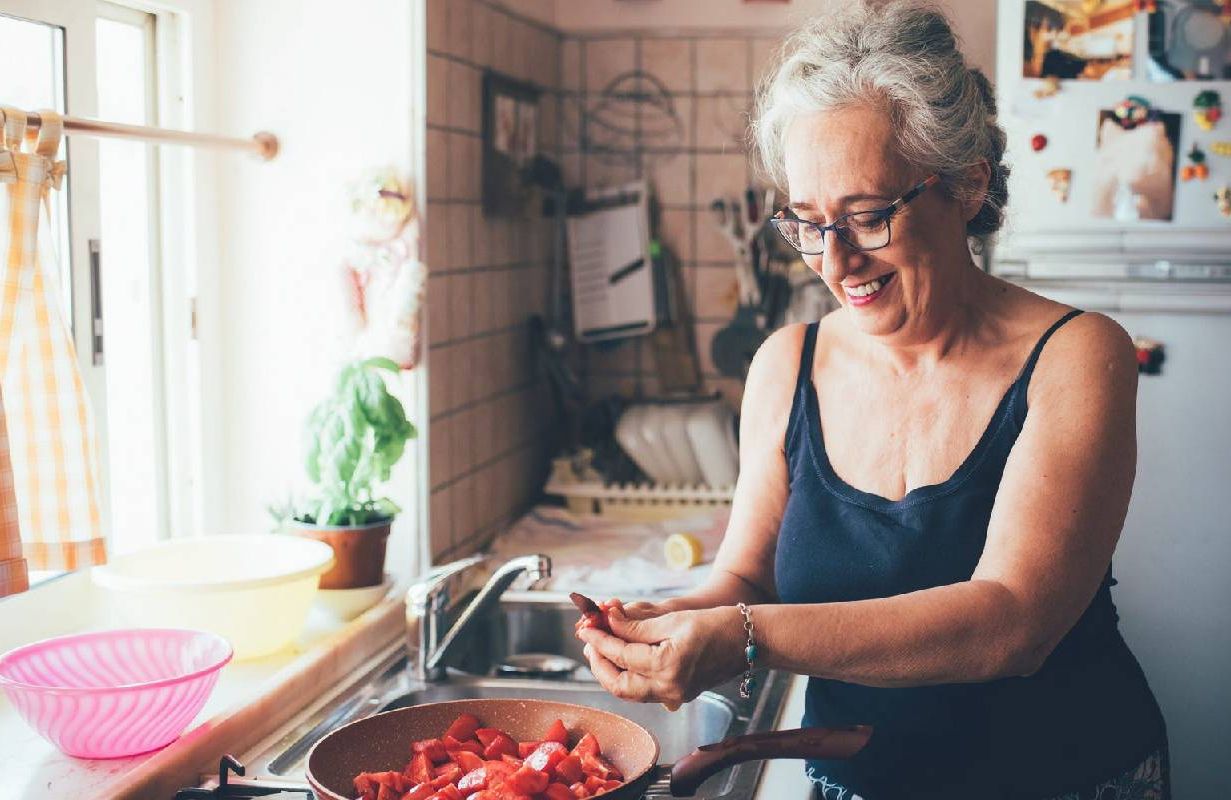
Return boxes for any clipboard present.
[565,181,658,342]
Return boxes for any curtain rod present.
[23,111,278,161]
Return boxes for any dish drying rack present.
[544,449,733,522]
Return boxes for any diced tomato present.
[483,759,517,779]
[444,735,484,756]
[427,785,464,800]
[402,784,436,800]
[500,753,523,767]
[570,732,600,759]
[602,778,623,791]
[413,738,451,763]
[555,754,584,785]
[445,713,482,742]
[579,752,621,781]
[524,741,568,775]
[544,783,576,800]
[516,740,540,759]
[354,772,379,800]
[474,727,502,748]
[506,765,549,795]
[432,763,463,785]
[453,749,484,773]
[543,719,569,746]
[569,781,592,798]
[408,753,435,785]
[584,775,607,793]
[482,732,518,760]
[457,766,489,795]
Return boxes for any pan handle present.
[669,725,872,796]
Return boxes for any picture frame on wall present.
[482,70,541,217]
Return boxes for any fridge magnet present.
[1033,76,1062,99]
[1181,143,1210,181]
[1031,133,1049,152]
[1132,337,1165,375]
[1092,100,1181,221]
[1147,1,1231,80]
[1024,0,1135,81]
[1047,168,1073,203]
[1216,185,1231,217]
[1112,95,1159,128]
[1211,140,1231,156]
[1193,90,1224,130]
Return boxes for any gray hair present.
[751,0,1009,242]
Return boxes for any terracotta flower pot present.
[287,518,392,590]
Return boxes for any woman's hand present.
[613,599,673,621]
[577,605,747,706]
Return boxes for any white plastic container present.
[92,534,335,660]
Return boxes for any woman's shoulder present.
[1000,289,1137,411]
[997,278,1134,370]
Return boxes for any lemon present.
[664,532,703,571]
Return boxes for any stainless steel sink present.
[227,594,791,799]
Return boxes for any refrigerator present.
[995,4,1231,798]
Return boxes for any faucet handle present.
[406,554,487,613]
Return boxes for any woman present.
[576,3,1167,798]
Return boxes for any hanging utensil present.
[709,197,767,377]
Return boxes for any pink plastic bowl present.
[0,628,232,758]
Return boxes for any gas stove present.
[173,755,311,799]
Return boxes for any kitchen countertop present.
[3,566,816,799]
[0,571,406,800]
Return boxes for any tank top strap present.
[797,322,820,392]
[785,322,821,454]
[1013,308,1084,388]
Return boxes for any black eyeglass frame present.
[770,174,941,255]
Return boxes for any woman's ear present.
[962,160,992,222]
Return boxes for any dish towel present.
[0,107,106,578]
[0,387,27,596]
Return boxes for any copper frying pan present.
[305,697,871,799]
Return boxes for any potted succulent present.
[273,357,417,589]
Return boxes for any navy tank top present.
[774,312,1165,799]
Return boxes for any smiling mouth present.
[843,272,895,299]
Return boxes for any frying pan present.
[305,697,872,799]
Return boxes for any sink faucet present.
[406,554,551,682]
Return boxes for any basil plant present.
[293,357,417,527]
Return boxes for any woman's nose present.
[821,230,864,283]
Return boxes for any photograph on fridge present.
[1091,103,1182,221]
[1147,1,1231,81]
[1023,0,1136,80]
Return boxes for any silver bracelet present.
[737,602,757,699]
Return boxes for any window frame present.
[0,0,208,568]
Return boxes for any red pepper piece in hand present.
[569,592,612,634]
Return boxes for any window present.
[95,3,169,554]
[0,0,198,577]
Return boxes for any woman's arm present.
[581,313,1140,701]
[621,325,805,619]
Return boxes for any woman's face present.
[782,105,977,344]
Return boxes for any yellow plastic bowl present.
[92,535,335,660]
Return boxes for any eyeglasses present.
[770,174,940,255]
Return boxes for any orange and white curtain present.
[0,107,106,596]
